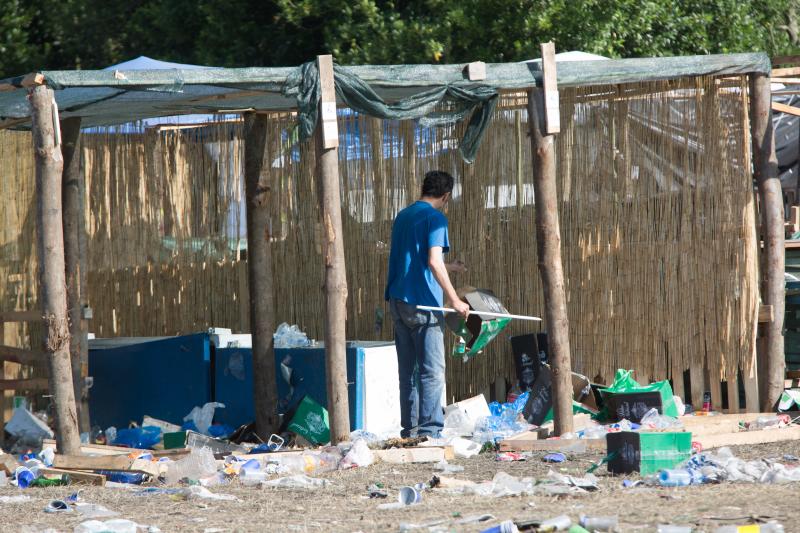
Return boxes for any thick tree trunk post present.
[30,85,81,454]
[316,55,351,444]
[244,112,280,439]
[61,116,90,433]
[527,43,573,435]
[750,73,785,411]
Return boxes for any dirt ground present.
[3,440,799,533]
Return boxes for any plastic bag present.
[340,439,374,468]
[442,409,474,438]
[113,426,161,449]
[183,402,225,436]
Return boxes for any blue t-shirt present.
[385,201,450,307]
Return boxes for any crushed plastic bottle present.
[267,449,342,475]
[539,515,572,531]
[640,408,683,431]
[74,519,139,533]
[165,447,217,484]
[273,323,312,348]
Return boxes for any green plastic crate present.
[607,431,692,475]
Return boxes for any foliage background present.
[0,0,797,76]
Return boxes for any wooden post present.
[243,112,280,439]
[61,116,89,433]
[30,84,81,454]
[527,43,573,435]
[316,54,351,444]
[750,73,785,411]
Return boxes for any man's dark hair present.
[421,170,455,198]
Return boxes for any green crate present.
[163,431,187,449]
[607,431,692,475]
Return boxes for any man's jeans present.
[389,299,445,437]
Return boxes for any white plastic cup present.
[398,486,422,505]
[540,515,572,531]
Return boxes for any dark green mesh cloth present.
[284,61,498,164]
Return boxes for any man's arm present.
[429,246,470,317]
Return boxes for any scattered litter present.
[543,452,566,463]
[74,503,120,519]
[274,322,313,348]
[496,451,530,462]
[479,519,518,533]
[579,515,618,532]
[341,439,374,468]
[540,514,572,531]
[262,475,329,489]
[165,447,217,485]
[176,486,237,501]
[451,437,481,458]
[433,460,464,473]
[183,402,226,436]
[44,500,72,513]
[368,483,387,498]
[74,519,139,533]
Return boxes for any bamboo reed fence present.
[0,75,759,404]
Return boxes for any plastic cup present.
[398,486,422,505]
[239,469,268,486]
[14,467,34,489]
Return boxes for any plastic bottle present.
[657,526,693,533]
[165,447,217,484]
[714,524,784,533]
[239,469,268,486]
[579,515,618,531]
[455,337,466,356]
[658,469,692,487]
[540,515,572,531]
[96,471,146,484]
[270,450,341,475]
[479,520,518,533]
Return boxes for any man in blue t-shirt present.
[385,170,470,437]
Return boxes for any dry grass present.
[3,439,798,532]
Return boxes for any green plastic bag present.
[598,369,678,420]
[450,317,511,359]
[287,395,330,444]
[542,401,598,424]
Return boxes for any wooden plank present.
[758,304,775,323]
[53,454,135,471]
[42,439,190,459]
[498,437,606,453]
[39,467,106,486]
[0,345,48,366]
[373,447,447,464]
[0,378,49,391]
[744,364,760,413]
[709,372,723,415]
[773,67,800,77]
[0,310,42,322]
[0,73,44,92]
[540,42,560,134]
[695,425,800,449]
[0,454,19,475]
[772,101,800,117]
[681,413,770,436]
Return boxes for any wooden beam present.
[243,111,280,439]
[751,73,786,411]
[373,447,450,464]
[61,116,89,434]
[0,310,42,322]
[463,61,487,81]
[316,54,350,444]
[51,454,159,476]
[0,378,50,391]
[758,304,774,323]
[39,467,106,486]
[772,67,800,77]
[0,345,47,366]
[528,42,572,436]
[0,73,44,92]
[499,436,606,453]
[695,426,800,449]
[30,84,81,455]
[540,43,560,134]
[772,55,800,66]
[772,101,800,117]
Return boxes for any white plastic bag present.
[183,402,225,436]
[340,439,374,468]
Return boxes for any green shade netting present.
[283,61,499,164]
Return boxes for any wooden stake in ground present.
[527,42,573,435]
[61,116,90,433]
[750,73,785,411]
[243,112,280,438]
[30,84,81,454]
[315,54,351,444]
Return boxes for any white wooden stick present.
[416,305,541,321]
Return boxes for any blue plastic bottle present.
[659,469,692,487]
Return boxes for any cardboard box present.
[444,394,491,422]
[445,288,511,359]
[607,431,692,475]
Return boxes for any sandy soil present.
[3,440,798,533]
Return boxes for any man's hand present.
[449,298,470,318]
[446,259,467,273]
